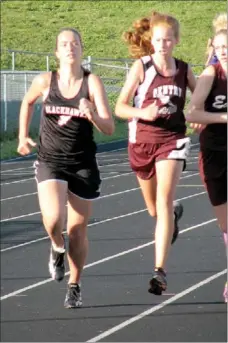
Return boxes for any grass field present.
[1,0,226,159]
[2,0,226,70]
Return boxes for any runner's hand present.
[189,123,205,133]
[17,137,37,156]
[140,102,159,121]
[79,98,95,121]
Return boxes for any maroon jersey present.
[200,62,227,151]
[129,56,188,144]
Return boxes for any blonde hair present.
[212,13,227,33]
[205,13,227,64]
[123,11,179,59]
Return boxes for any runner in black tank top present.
[35,68,100,200]
[186,29,227,303]
[38,69,96,166]
[17,28,114,308]
[115,12,196,296]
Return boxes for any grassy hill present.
[1,0,226,71]
[1,0,226,159]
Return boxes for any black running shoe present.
[148,268,167,295]
[48,244,65,282]
[171,201,184,245]
[64,283,82,308]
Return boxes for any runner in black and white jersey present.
[187,29,227,302]
[17,28,114,308]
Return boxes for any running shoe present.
[64,283,82,308]
[148,268,167,295]
[172,201,184,245]
[48,240,65,282]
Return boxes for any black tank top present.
[200,63,227,151]
[37,69,96,166]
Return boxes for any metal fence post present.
[3,74,7,132]
[46,55,50,71]
[125,62,129,77]
[12,51,15,71]
[24,73,28,93]
[87,56,92,72]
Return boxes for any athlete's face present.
[151,25,178,56]
[213,33,227,64]
[56,31,82,64]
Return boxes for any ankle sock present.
[52,243,65,253]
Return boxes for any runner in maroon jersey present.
[17,28,114,308]
[187,29,227,302]
[115,12,196,295]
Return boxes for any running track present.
[0,140,227,342]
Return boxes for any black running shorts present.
[34,159,101,200]
[199,149,227,206]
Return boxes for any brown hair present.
[55,28,82,51]
[123,11,180,58]
[54,28,89,74]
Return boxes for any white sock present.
[52,243,65,253]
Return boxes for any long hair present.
[122,11,180,59]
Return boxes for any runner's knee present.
[43,213,63,229]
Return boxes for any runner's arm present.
[186,65,227,124]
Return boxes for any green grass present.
[1,0,226,159]
[0,118,127,160]
[1,0,226,70]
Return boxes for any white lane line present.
[0,187,139,217]
[1,177,34,186]
[87,268,226,342]
[0,192,38,202]
[0,172,200,218]
[178,185,203,187]
[0,144,127,165]
[0,172,132,201]
[0,218,216,300]
[1,172,34,176]
[187,161,198,165]
[0,171,197,202]
[0,166,34,174]
[1,156,198,186]
[1,154,36,164]
[178,172,199,179]
[99,161,129,168]
[0,184,136,202]
[0,191,206,252]
[0,169,133,187]
[188,156,198,160]
[1,174,134,201]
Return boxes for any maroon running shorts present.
[128,137,191,180]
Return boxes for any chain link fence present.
[0,59,132,136]
[0,49,204,137]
